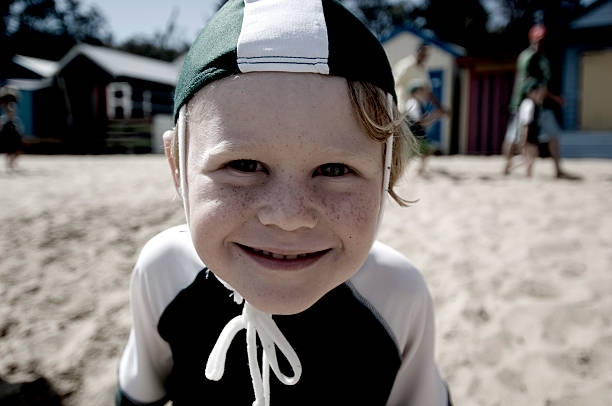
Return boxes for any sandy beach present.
[1,154,611,405]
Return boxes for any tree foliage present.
[115,7,190,62]
[1,0,593,64]
[2,0,190,64]
[344,0,590,56]
[2,0,109,60]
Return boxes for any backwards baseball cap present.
[528,24,547,42]
[173,0,396,122]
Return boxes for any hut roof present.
[570,0,612,30]
[57,44,179,86]
[12,55,59,78]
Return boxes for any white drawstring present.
[205,279,302,406]
[177,106,190,225]
[377,93,395,227]
[383,93,394,194]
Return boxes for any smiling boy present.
[116,1,450,405]
[176,72,383,315]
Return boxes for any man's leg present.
[539,109,581,179]
[546,137,563,176]
[524,143,538,177]
[503,114,519,175]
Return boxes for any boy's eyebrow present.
[199,140,258,160]
[200,140,381,166]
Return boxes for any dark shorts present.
[0,122,22,153]
[408,121,432,156]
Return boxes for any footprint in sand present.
[461,305,491,325]
[559,261,587,278]
[502,278,560,301]
[496,368,527,393]
[546,335,612,379]
[474,330,515,367]
[541,302,603,345]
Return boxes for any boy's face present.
[182,72,384,315]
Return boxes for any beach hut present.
[560,0,612,158]
[455,55,516,155]
[4,45,179,153]
[382,25,465,155]
[4,56,60,143]
[50,44,178,153]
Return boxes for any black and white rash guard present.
[116,225,450,406]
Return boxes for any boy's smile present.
[181,72,384,314]
[235,243,332,270]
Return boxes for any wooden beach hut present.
[455,55,516,155]
[52,44,178,153]
[4,56,61,144]
[560,0,612,158]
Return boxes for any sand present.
[1,154,611,405]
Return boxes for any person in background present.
[394,42,449,175]
[502,24,580,179]
[395,42,448,116]
[517,80,547,177]
[0,88,23,173]
[404,79,444,175]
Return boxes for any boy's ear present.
[163,129,181,193]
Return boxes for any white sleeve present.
[404,98,422,121]
[518,99,535,127]
[118,225,203,403]
[118,252,173,403]
[385,280,447,406]
[350,242,448,406]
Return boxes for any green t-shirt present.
[509,46,551,112]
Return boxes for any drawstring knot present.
[205,300,302,406]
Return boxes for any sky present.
[82,0,219,45]
[87,0,600,45]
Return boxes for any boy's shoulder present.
[353,241,428,298]
[136,224,203,274]
[518,46,536,64]
[349,241,432,344]
[132,225,205,311]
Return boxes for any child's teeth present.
[250,246,319,260]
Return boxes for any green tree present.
[2,0,109,60]
[115,7,190,62]
[345,0,589,56]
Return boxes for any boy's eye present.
[226,159,265,173]
[314,163,352,177]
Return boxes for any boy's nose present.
[257,186,318,231]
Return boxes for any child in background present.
[404,79,444,175]
[0,89,23,173]
[517,80,547,177]
[116,1,451,405]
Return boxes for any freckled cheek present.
[188,180,258,229]
[320,189,381,230]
